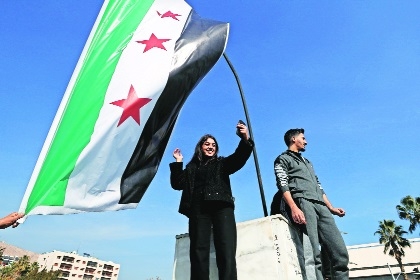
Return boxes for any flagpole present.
[223,53,268,217]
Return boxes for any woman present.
[170,122,254,280]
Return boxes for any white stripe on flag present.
[64,0,191,211]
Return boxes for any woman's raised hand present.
[173,148,183,162]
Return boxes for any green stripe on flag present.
[25,0,155,214]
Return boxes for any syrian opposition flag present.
[19,0,229,216]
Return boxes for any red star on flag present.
[136,33,171,53]
[157,10,181,21]
[110,85,152,127]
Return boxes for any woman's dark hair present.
[189,134,219,164]
[284,128,304,146]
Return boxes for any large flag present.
[19,0,229,216]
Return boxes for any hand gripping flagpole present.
[223,53,268,217]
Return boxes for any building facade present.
[348,238,420,280]
[38,250,120,280]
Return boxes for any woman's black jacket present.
[170,138,254,218]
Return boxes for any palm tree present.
[396,195,420,234]
[375,220,411,280]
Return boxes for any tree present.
[375,220,411,280]
[0,248,59,280]
[0,248,4,263]
[17,265,60,280]
[396,195,420,234]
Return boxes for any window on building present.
[59,263,72,270]
[62,256,75,263]
[59,270,70,277]
[82,274,94,280]
[102,270,112,277]
[85,267,96,274]
[86,261,98,267]
[103,264,113,271]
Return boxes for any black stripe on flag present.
[118,11,229,204]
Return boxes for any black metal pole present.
[223,53,268,217]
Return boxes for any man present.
[274,128,349,280]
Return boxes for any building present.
[38,250,120,280]
[0,241,39,266]
[0,242,120,280]
[348,238,420,280]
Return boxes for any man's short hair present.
[284,128,305,146]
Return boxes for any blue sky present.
[1,1,420,279]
